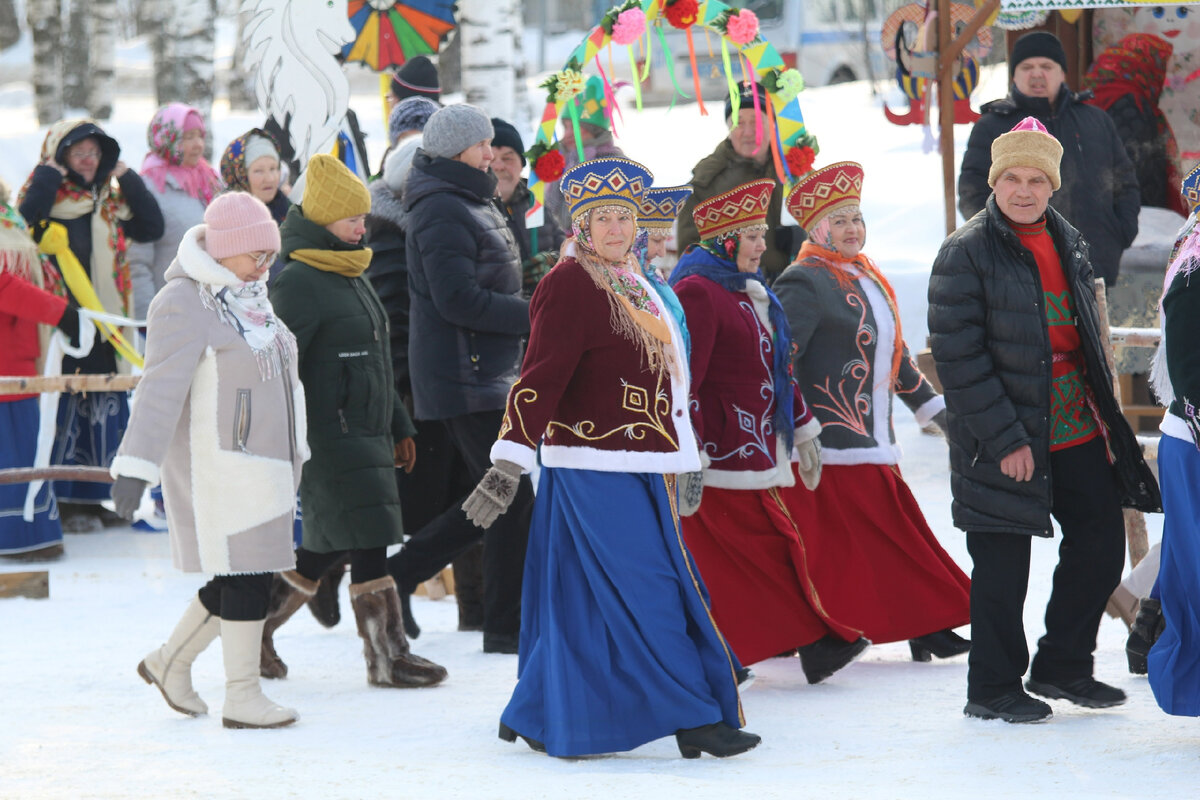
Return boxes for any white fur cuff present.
[110,454,161,486]
[913,394,946,427]
[794,417,823,444]
[490,439,536,473]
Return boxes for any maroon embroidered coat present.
[490,256,701,475]
[674,275,819,489]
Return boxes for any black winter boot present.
[1126,597,1165,675]
[909,628,971,662]
[675,722,761,758]
[307,556,348,628]
[797,635,870,684]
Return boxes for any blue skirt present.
[0,398,63,554]
[51,391,129,503]
[1149,435,1200,715]
[500,468,743,757]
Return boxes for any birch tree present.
[457,0,520,123]
[27,0,62,124]
[227,6,257,110]
[0,0,20,52]
[62,1,89,112]
[150,0,217,126]
[88,0,119,120]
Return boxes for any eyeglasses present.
[70,149,102,161]
[251,251,278,270]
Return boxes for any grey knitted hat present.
[388,97,439,147]
[422,104,494,159]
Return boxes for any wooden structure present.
[0,571,49,599]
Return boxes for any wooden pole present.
[938,0,955,236]
[0,374,140,395]
[0,466,114,486]
[0,571,49,599]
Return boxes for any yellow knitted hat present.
[302,153,371,226]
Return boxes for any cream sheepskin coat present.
[111,226,309,574]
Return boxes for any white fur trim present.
[742,281,774,333]
[540,443,701,473]
[857,274,901,461]
[707,437,795,489]
[912,394,945,427]
[189,349,295,573]
[110,454,160,486]
[292,381,311,463]
[819,444,903,466]
[1161,413,1192,443]
[490,439,537,473]
[177,226,241,287]
[794,417,822,444]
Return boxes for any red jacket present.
[674,275,818,489]
[491,257,702,475]
[0,271,68,402]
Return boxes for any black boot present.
[963,690,1052,723]
[675,722,761,759]
[307,556,348,628]
[1126,597,1164,675]
[498,722,546,753]
[399,588,421,640]
[1025,677,1126,709]
[797,635,870,684]
[909,628,971,662]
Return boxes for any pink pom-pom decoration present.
[725,10,759,47]
[611,8,646,46]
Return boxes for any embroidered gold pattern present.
[546,374,678,447]
[502,385,540,447]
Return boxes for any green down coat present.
[269,205,416,552]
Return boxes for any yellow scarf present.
[290,247,373,277]
[48,181,132,318]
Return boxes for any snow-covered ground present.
[2,64,1194,799]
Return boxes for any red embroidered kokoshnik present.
[1010,217,1099,451]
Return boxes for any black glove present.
[111,476,149,520]
[55,305,81,347]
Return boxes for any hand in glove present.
[678,470,704,517]
[111,475,149,520]
[462,459,523,529]
[796,436,822,491]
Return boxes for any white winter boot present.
[138,597,220,716]
[220,618,299,729]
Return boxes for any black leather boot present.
[797,635,870,684]
[498,722,546,753]
[909,628,971,662]
[1126,597,1164,675]
[675,722,761,759]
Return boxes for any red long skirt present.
[684,463,970,665]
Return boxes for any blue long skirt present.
[0,398,63,554]
[51,391,129,503]
[500,467,743,757]
[1149,435,1200,715]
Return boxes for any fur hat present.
[388,97,439,147]
[422,104,494,160]
[391,55,441,102]
[490,118,525,165]
[302,153,371,226]
[693,179,774,240]
[786,161,864,231]
[1010,31,1069,76]
[987,117,1063,191]
[203,192,281,259]
[560,157,652,222]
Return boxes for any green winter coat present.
[270,205,416,553]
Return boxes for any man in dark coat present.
[392,104,533,654]
[957,31,1140,287]
[931,117,1160,724]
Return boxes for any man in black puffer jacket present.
[391,104,533,654]
[957,31,1140,287]
[931,117,1160,725]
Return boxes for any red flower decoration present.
[786,146,816,177]
[534,150,566,183]
[665,0,699,29]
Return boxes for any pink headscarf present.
[140,103,222,205]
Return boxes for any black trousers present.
[389,409,532,636]
[966,437,1126,700]
[197,573,273,621]
[295,546,388,584]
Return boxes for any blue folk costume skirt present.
[51,390,129,503]
[0,398,63,554]
[1149,434,1200,715]
[500,467,743,757]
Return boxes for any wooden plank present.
[0,467,114,486]
[0,571,49,599]
[0,374,140,396]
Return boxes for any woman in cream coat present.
[110,192,308,729]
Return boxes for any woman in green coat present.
[262,154,446,689]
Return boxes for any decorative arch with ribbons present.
[523,0,820,227]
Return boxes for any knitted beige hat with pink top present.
[203,191,281,259]
[988,116,1063,191]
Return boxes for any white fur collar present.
[171,225,242,287]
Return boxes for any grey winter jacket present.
[111,226,307,574]
[127,174,208,319]
[928,196,1159,536]
[404,150,528,420]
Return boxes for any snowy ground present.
[2,65,1194,799]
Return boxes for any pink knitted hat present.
[988,116,1063,191]
[203,191,281,259]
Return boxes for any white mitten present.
[795,437,822,491]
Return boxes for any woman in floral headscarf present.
[18,118,163,532]
[1084,33,1186,215]
[221,128,291,283]
[127,103,223,320]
